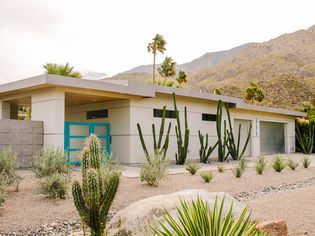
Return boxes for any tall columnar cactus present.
[216,100,230,162]
[137,105,172,161]
[296,122,314,154]
[72,134,120,236]
[198,130,218,163]
[225,103,252,160]
[173,93,189,165]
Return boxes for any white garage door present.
[234,119,251,157]
[260,121,285,154]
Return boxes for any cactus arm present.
[157,106,167,149]
[173,93,183,144]
[72,181,89,225]
[239,123,252,159]
[161,122,172,160]
[237,124,241,157]
[89,134,101,169]
[152,124,157,151]
[137,123,149,160]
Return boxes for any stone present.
[107,189,249,236]
[257,220,288,236]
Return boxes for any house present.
[0,74,305,164]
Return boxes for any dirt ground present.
[1,167,315,235]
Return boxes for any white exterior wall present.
[0,101,10,119]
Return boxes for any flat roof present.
[0,74,305,117]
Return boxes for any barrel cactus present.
[72,134,120,236]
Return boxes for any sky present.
[1,0,315,83]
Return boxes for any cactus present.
[296,122,314,154]
[72,134,119,236]
[216,100,229,162]
[198,130,218,163]
[137,105,172,161]
[173,93,189,165]
[225,103,252,160]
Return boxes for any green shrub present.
[32,147,71,178]
[39,172,68,199]
[185,161,200,175]
[302,156,311,168]
[217,164,224,173]
[0,148,20,190]
[287,159,299,170]
[200,171,213,183]
[255,156,266,175]
[139,155,168,186]
[239,158,247,171]
[151,196,266,236]
[271,156,286,172]
[232,165,244,178]
[0,177,5,206]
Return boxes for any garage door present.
[260,121,285,154]
[234,119,251,157]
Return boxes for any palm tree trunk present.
[153,52,156,84]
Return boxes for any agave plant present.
[151,196,266,236]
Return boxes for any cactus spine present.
[137,105,172,161]
[296,122,314,154]
[198,130,218,163]
[72,134,119,236]
[216,100,229,162]
[173,93,189,165]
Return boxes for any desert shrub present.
[200,171,213,183]
[39,172,68,199]
[239,158,247,171]
[151,196,266,236]
[0,177,5,206]
[32,147,71,178]
[0,148,20,190]
[255,156,267,175]
[139,155,168,186]
[302,156,311,168]
[271,156,286,172]
[156,80,175,87]
[217,164,224,173]
[232,165,244,178]
[185,161,200,175]
[287,159,299,170]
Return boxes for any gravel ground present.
[1,167,315,235]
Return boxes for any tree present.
[157,57,176,81]
[43,63,81,78]
[245,82,265,104]
[176,70,187,87]
[147,34,167,84]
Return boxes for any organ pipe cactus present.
[198,130,218,163]
[173,93,189,165]
[72,134,120,236]
[216,100,230,162]
[137,105,172,161]
[296,122,314,154]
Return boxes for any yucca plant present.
[287,159,299,170]
[185,161,201,175]
[151,196,266,236]
[302,156,311,168]
[255,156,266,175]
[200,171,213,183]
[271,156,286,172]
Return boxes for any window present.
[87,109,108,120]
[202,113,217,121]
[153,109,177,119]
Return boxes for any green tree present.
[176,70,187,87]
[147,34,167,84]
[158,57,176,81]
[245,82,265,104]
[43,63,81,78]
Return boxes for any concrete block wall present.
[0,119,43,167]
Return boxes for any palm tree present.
[157,57,176,81]
[176,70,187,87]
[43,63,81,78]
[147,34,167,84]
[245,82,265,104]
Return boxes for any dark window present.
[153,109,176,119]
[87,109,108,119]
[202,113,217,121]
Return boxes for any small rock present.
[257,220,288,236]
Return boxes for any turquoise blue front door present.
[64,122,110,164]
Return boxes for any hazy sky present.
[1,0,315,83]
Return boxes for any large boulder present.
[107,189,249,236]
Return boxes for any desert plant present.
[139,155,169,186]
[232,165,244,178]
[0,148,20,190]
[173,93,189,165]
[255,156,267,175]
[156,80,175,87]
[198,130,218,163]
[158,57,176,81]
[216,100,229,162]
[176,70,187,87]
[239,158,248,171]
[200,171,213,183]
[72,134,120,236]
[0,177,5,206]
[217,164,224,173]
[43,62,81,78]
[302,156,311,168]
[32,147,71,178]
[151,196,266,236]
[137,105,172,161]
[245,82,265,104]
[296,122,314,154]
[271,156,286,172]
[185,161,201,175]
[287,158,299,170]
[39,172,68,199]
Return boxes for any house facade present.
[0,74,305,164]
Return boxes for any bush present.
[0,177,5,206]
[302,156,311,168]
[185,161,200,175]
[39,172,68,199]
[255,156,266,175]
[200,171,213,183]
[32,147,71,178]
[0,148,20,190]
[151,196,266,236]
[139,156,168,186]
[239,158,247,171]
[217,164,224,173]
[287,159,299,170]
[271,156,286,172]
[232,165,244,178]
